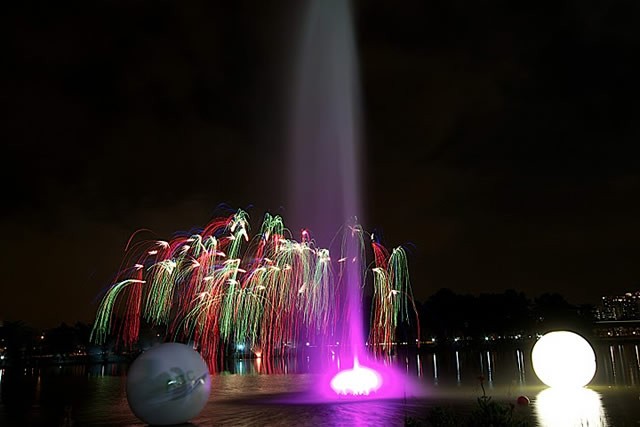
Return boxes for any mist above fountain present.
[288,0,362,250]
[288,0,406,396]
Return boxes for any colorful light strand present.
[91,209,418,366]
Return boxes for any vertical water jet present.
[287,0,368,377]
[288,0,362,250]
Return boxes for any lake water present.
[1,341,640,426]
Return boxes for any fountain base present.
[330,358,382,396]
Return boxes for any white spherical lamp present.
[531,331,596,388]
[126,343,211,425]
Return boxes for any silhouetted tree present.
[420,288,480,340]
[533,293,591,335]
[45,323,77,355]
[477,289,531,337]
[0,320,36,361]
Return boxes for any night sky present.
[3,0,640,328]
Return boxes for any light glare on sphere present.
[531,331,596,388]
[126,343,211,425]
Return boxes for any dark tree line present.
[412,288,594,343]
[0,321,93,361]
[1,289,595,362]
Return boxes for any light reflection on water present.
[536,387,607,427]
[1,343,640,426]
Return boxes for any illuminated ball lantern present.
[531,331,596,388]
[126,343,211,425]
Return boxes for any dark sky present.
[3,0,640,328]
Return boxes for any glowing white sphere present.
[531,331,596,388]
[126,343,211,425]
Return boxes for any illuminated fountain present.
[287,0,398,397]
[91,0,417,403]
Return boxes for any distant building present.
[595,291,640,320]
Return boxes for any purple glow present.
[314,358,420,401]
[330,359,382,396]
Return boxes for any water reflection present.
[1,344,633,387]
[1,342,640,425]
[516,349,526,384]
[432,353,438,384]
[486,351,494,385]
[223,357,309,375]
[597,343,640,386]
[536,388,608,427]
